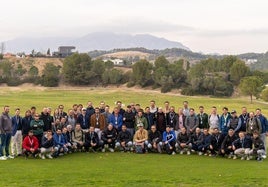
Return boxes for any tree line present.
[1,53,268,102]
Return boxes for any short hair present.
[15,108,20,111]
[31,106,36,110]
[183,101,188,104]
[164,101,169,104]
[256,108,261,111]
[150,100,155,103]
[190,108,195,111]
[222,107,228,111]
[212,106,217,109]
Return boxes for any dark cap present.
[231,110,236,114]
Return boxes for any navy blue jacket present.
[11,115,22,136]
[77,114,90,129]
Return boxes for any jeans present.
[0,133,12,157]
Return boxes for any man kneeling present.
[40,130,54,159]
[22,130,39,158]
[85,126,101,152]
[116,124,133,152]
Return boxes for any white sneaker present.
[41,155,45,160]
[172,151,176,155]
[180,151,183,155]
[246,156,250,161]
[8,155,14,159]
[233,155,237,160]
[241,156,245,160]
[261,155,267,159]
[187,151,191,155]
[102,148,105,153]
[47,154,53,159]
[228,154,232,159]
[0,156,7,160]
[109,148,114,152]
[198,152,203,156]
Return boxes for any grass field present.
[0,86,268,187]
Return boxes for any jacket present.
[108,114,123,131]
[221,134,237,150]
[156,112,167,133]
[40,112,53,132]
[41,135,55,148]
[232,137,252,149]
[85,131,99,145]
[185,115,199,134]
[123,112,135,129]
[196,113,209,129]
[22,116,33,136]
[30,119,44,136]
[252,136,265,150]
[77,114,90,129]
[177,132,191,145]
[210,133,225,150]
[11,115,22,136]
[22,135,39,151]
[0,112,12,134]
[219,113,231,135]
[162,130,176,143]
[53,133,67,146]
[191,132,204,145]
[246,117,262,135]
[90,113,106,130]
[117,130,132,143]
[133,129,148,142]
[148,130,162,144]
[101,128,117,142]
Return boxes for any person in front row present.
[22,130,39,158]
[162,125,176,155]
[40,130,54,159]
[71,123,85,151]
[248,131,266,161]
[232,131,252,160]
[133,123,148,153]
[147,125,162,153]
[176,127,192,155]
[116,124,133,152]
[85,126,101,152]
[101,124,117,152]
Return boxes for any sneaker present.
[8,155,14,159]
[108,148,114,152]
[102,148,105,153]
[228,154,232,159]
[0,156,7,160]
[187,151,191,155]
[41,155,45,160]
[180,151,183,155]
[233,155,237,160]
[47,154,53,159]
[241,156,245,160]
[172,151,176,155]
[246,156,250,161]
[198,152,203,156]
[261,155,267,159]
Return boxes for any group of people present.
[0,100,267,161]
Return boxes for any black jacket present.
[123,112,135,128]
[177,132,191,144]
[148,130,162,144]
[232,137,252,149]
[221,134,238,150]
[117,130,132,143]
[85,131,99,145]
[101,128,117,142]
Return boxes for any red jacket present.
[22,135,39,151]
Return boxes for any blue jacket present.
[219,113,231,135]
[11,115,22,136]
[256,114,268,133]
[162,130,176,143]
[202,134,212,148]
[232,137,252,149]
[77,114,90,129]
[53,133,67,147]
[144,113,155,130]
[108,114,123,131]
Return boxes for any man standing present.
[40,107,53,133]
[185,108,199,135]
[135,109,148,130]
[246,112,262,136]
[0,106,13,160]
[90,107,106,139]
[255,108,268,154]
[108,107,123,132]
[11,108,23,157]
[30,113,44,146]
[229,110,240,135]
[123,105,136,138]
[219,107,231,136]
[77,108,90,130]
[196,106,209,131]
[166,106,178,130]
[208,106,220,133]
[238,107,249,132]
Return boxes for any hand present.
[165,141,168,144]
[221,149,225,154]
[108,139,112,143]
[209,145,213,149]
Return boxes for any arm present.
[235,118,242,133]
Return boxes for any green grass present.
[1,152,268,187]
[0,87,268,187]
[0,87,268,114]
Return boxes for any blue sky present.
[1,0,268,54]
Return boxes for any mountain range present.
[3,32,190,53]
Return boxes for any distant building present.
[243,58,258,65]
[104,58,125,66]
[53,46,75,57]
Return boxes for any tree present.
[261,88,268,102]
[28,66,39,77]
[41,63,60,87]
[154,56,169,70]
[62,53,92,85]
[239,76,264,103]
[104,60,114,70]
[230,60,250,84]
[131,59,153,87]
[47,48,51,56]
